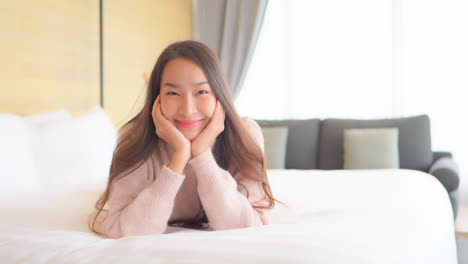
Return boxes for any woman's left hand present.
[191,100,226,158]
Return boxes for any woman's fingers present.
[214,100,221,118]
[151,95,159,118]
[217,100,225,120]
[212,100,225,133]
[154,97,168,125]
[219,100,226,121]
[152,95,170,133]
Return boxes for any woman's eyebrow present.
[194,81,209,86]
[163,82,180,88]
[163,81,208,88]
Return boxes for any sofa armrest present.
[429,156,460,192]
[433,151,452,161]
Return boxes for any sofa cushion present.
[319,114,432,171]
[255,119,321,169]
[261,127,289,169]
[343,128,400,169]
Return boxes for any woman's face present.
[159,58,217,141]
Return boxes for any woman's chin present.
[181,131,199,141]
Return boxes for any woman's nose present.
[179,96,197,117]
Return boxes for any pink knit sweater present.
[102,118,272,238]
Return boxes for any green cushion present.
[343,128,399,169]
[256,119,321,169]
[261,127,289,169]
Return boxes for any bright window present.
[236,0,468,204]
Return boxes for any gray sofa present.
[256,114,460,219]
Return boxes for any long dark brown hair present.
[89,40,284,237]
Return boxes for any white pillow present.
[0,114,40,195]
[343,128,399,169]
[29,106,117,191]
[24,109,72,127]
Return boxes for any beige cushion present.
[343,128,399,169]
[261,127,289,169]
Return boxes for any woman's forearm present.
[167,150,190,174]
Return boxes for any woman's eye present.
[166,92,179,96]
[198,90,208,95]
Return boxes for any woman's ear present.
[143,72,151,86]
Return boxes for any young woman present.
[89,40,282,239]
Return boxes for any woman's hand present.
[152,95,191,159]
[191,100,226,157]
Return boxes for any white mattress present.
[0,169,457,263]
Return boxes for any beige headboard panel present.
[0,0,192,129]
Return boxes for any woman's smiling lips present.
[175,119,203,129]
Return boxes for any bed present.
[0,107,458,263]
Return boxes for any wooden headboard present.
[0,0,192,129]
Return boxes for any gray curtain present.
[193,0,268,99]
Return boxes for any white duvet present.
[0,169,457,263]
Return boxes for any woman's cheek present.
[205,97,217,117]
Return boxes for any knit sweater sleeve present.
[187,118,272,231]
[103,157,185,239]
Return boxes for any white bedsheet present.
[0,169,457,263]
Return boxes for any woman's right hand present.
[152,95,191,158]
